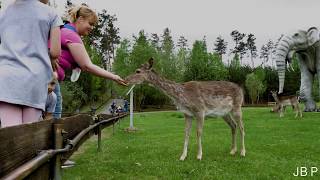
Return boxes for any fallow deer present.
[125,58,245,160]
[270,91,302,118]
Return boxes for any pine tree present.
[150,33,160,51]
[263,40,274,67]
[259,40,274,68]
[161,28,174,56]
[177,36,188,49]
[160,28,176,79]
[184,40,208,81]
[94,10,120,71]
[246,33,258,67]
[105,14,120,70]
[230,30,246,64]
[214,36,228,60]
[237,41,247,64]
[177,36,188,81]
[113,39,131,77]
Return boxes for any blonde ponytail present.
[68,5,98,24]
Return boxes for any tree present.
[129,30,159,110]
[208,53,229,81]
[260,44,269,67]
[184,40,208,81]
[160,28,174,57]
[230,30,246,64]
[237,41,247,63]
[160,28,177,80]
[176,36,189,81]
[246,34,258,67]
[245,73,265,104]
[214,36,228,60]
[112,39,132,96]
[260,40,274,67]
[150,33,160,51]
[113,39,131,77]
[177,36,188,49]
[98,10,120,71]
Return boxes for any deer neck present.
[272,95,280,103]
[146,72,183,100]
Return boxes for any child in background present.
[43,78,58,120]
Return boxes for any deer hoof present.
[240,150,246,157]
[230,149,237,155]
[197,154,202,160]
[179,155,186,161]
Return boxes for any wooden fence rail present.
[0,113,127,180]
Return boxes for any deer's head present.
[125,58,154,85]
[270,90,278,98]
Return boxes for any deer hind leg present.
[223,114,237,155]
[195,113,204,160]
[233,108,245,157]
[294,103,302,118]
[279,105,284,118]
[180,114,192,161]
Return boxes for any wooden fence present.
[0,113,127,180]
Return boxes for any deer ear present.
[148,57,154,69]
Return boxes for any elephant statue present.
[274,27,320,112]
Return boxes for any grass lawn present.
[63,107,320,179]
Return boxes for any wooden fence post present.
[53,121,64,180]
[97,123,102,152]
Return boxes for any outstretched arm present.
[67,43,127,86]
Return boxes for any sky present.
[2,0,320,66]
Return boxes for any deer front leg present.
[294,103,302,118]
[180,114,192,161]
[223,114,237,155]
[279,105,284,118]
[195,113,204,160]
[233,109,245,157]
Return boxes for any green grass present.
[63,108,320,179]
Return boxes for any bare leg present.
[0,102,22,127]
[233,108,245,156]
[22,107,42,124]
[180,114,192,161]
[223,114,237,155]
[195,113,204,160]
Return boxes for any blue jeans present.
[53,82,62,119]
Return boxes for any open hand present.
[113,75,128,86]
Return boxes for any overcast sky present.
[2,0,320,65]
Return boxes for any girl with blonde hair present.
[53,4,127,118]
